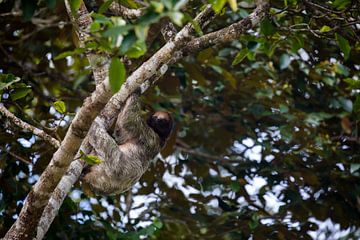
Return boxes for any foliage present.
[0,0,359,239]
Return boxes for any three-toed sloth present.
[82,93,172,195]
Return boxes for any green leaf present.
[80,150,103,165]
[353,95,360,113]
[209,0,227,13]
[247,41,260,52]
[232,48,248,65]
[151,2,164,13]
[10,87,31,101]
[90,21,101,32]
[260,19,276,36]
[305,112,333,126]
[70,0,81,12]
[109,58,126,93]
[290,35,304,52]
[119,34,137,54]
[280,125,293,142]
[334,63,349,76]
[261,41,278,57]
[91,13,111,24]
[54,100,66,114]
[153,218,163,229]
[0,74,21,90]
[45,0,57,9]
[21,0,37,21]
[335,33,351,60]
[339,97,353,112]
[320,25,331,33]
[54,48,85,60]
[168,11,184,26]
[279,104,289,113]
[332,0,351,10]
[322,76,336,86]
[344,78,360,89]
[103,25,132,38]
[135,26,149,42]
[279,53,291,70]
[162,0,174,10]
[227,0,238,11]
[239,8,249,18]
[98,0,114,14]
[126,40,147,58]
[350,163,360,174]
[230,181,240,192]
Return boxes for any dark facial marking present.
[147,111,173,141]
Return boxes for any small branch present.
[175,145,245,164]
[303,0,343,15]
[331,136,360,144]
[35,160,85,240]
[64,1,110,85]
[108,2,144,19]
[161,21,178,41]
[7,151,32,165]
[142,0,269,90]
[181,0,269,56]
[99,5,215,129]
[3,1,113,239]
[0,104,60,148]
[34,6,216,239]
[32,2,270,239]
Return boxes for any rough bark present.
[0,104,60,148]
[35,160,85,240]
[3,1,109,239]
[3,2,216,240]
[108,2,144,19]
[182,0,269,56]
[33,1,270,239]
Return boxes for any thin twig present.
[7,151,32,164]
[0,104,60,148]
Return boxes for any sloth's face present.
[147,111,173,141]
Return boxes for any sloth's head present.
[147,111,173,141]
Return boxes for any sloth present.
[82,94,172,195]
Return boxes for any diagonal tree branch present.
[0,103,60,148]
[3,2,216,239]
[108,2,144,19]
[35,5,216,240]
[3,1,111,239]
[181,0,269,57]
[34,1,270,239]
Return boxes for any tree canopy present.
[0,0,359,239]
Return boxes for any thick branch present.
[0,104,60,148]
[3,1,112,239]
[34,2,270,238]
[3,3,215,240]
[108,2,144,19]
[64,1,109,85]
[33,5,216,240]
[99,5,215,129]
[182,0,269,55]
[35,160,85,240]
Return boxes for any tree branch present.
[181,0,269,56]
[108,2,144,19]
[35,160,85,240]
[33,2,270,238]
[7,151,32,165]
[3,1,113,239]
[34,5,216,239]
[3,2,216,240]
[0,104,60,148]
